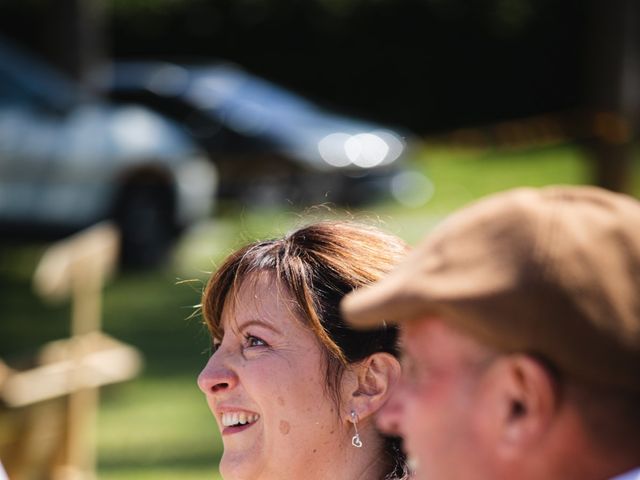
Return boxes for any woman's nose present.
[197,351,239,395]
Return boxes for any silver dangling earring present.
[350,410,363,448]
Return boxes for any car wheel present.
[115,181,176,269]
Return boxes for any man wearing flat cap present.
[342,186,640,480]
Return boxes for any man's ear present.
[485,354,560,455]
[346,352,401,421]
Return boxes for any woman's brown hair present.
[201,220,410,479]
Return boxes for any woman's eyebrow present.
[236,318,283,335]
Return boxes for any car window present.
[0,38,81,112]
[0,68,40,107]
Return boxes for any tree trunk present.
[42,0,108,89]
[585,0,639,193]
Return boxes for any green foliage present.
[109,0,189,12]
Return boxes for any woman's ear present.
[347,352,401,421]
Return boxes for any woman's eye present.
[244,334,267,348]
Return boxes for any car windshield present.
[189,64,318,115]
[189,64,377,133]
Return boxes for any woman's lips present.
[223,421,257,435]
[218,409,260,435]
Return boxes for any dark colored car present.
[0,38,218,267]
[98,60,413,205]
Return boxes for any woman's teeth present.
[222,412,260,427]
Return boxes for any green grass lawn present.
[0,142,637,478]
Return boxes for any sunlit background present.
[1,0,639,478]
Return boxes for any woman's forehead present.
[220,271,300,331]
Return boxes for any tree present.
[585,0,640,193]
[43,0,108,88]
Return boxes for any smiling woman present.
[197,221,410,480]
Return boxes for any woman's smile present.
[219,410,261,435]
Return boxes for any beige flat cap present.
[341,186,640,391]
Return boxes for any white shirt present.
[0,461,7,480]
[610,467,640,480]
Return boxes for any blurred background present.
[0,0,639,478]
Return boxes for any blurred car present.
[0,37,218,267]
[97,60,414,205]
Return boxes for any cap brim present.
[341,264,428,329]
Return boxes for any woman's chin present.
[219,450,263,480]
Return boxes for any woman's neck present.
[334,427,390,480]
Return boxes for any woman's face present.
[198,273,350,480]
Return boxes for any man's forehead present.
[398,316,443,352]
[399,316,495,363]
[400,315,444,336]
